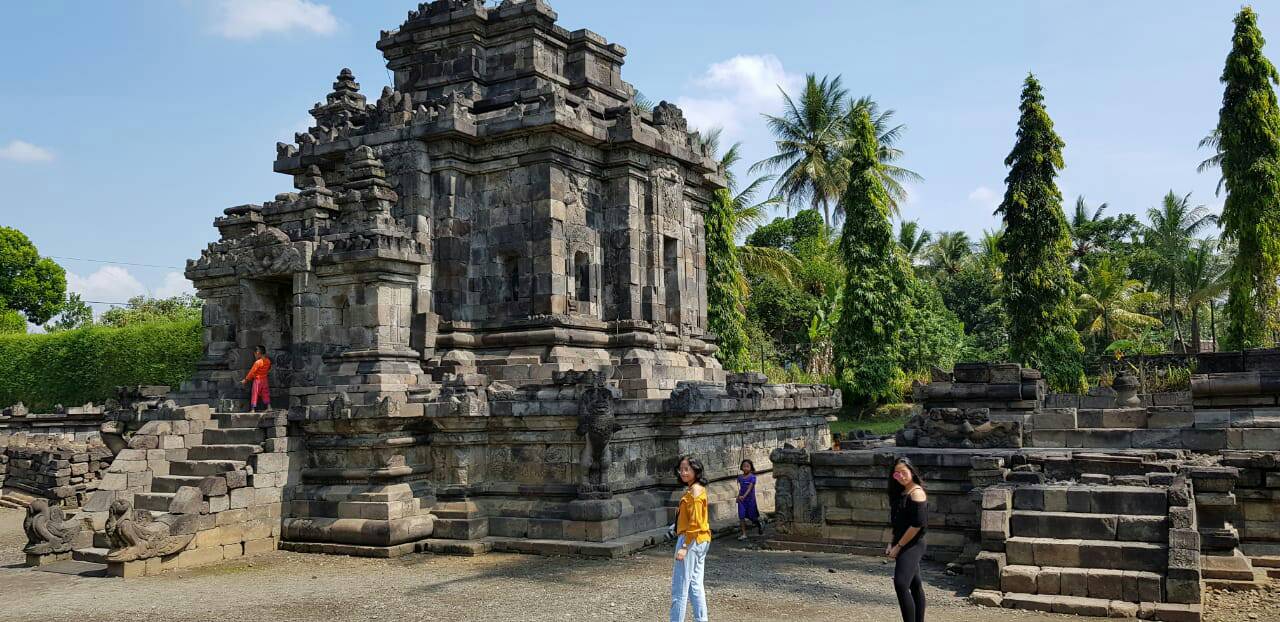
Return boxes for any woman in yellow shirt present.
[670,455,710,622]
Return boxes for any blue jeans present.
[670,535,710,622]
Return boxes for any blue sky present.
[0,0,1264,318]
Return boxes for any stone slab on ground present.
[30,560,107,577]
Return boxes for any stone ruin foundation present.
[9,0,838,578]
[767,359,1280,622]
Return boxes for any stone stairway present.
[72,412,277,567]
[973,483,1202,621]
[133,413,267,514]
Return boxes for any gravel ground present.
[2,506,1264,622]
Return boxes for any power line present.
[50,256,184,270]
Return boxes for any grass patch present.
[830,415,909,437]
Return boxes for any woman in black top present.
[887,457,928,622]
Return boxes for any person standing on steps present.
[668,455,711,622]
[887,457,928,622]
[241,345,272,412]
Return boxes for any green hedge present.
[0,318,202,411]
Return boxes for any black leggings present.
[893,542,926,622]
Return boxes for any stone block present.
[974,551,1006,590]
[170,486,203,514]
[968,589,1002,608]
[1116,515,1167,542]
[1001,564,1039,593]
[982,487,1012,511]
[1086,569,1124,600]
[230,487,255,509]
[1034,538,1083,568]
[224,470,248,489]
[980,510,1010,542]
[1102,408,1148,428]
[1109,601,1139,619]
[208,495,230,513]
[1006,537,1037,565]
[1164,577,1201,605]
[1058,567,1089,596]
[1148,411,1195,429]
[1050,595,1111,617]
[1037,408,1078,430]
[1036,566,1061,595]
[172,545,224,569]
[1180,429,1227,451]
[244,537,277,556]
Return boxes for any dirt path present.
[0,507,1136,621]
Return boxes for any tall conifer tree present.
[1215,7,1280,349]
[834,109,910,403]
[996,75,1085,391]
[705,188,750,371]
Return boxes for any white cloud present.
[676,54,803,141]
[66,266,147,306]
[154,272,196,299]
[967,185,999,210]
[66,266,195,318]
[0,140,54,163]
[212,0,338,39]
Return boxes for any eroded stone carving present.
[23,499,83,555]
[574,371,621,499]
[897,408,1023,449]
[104,498,194,562]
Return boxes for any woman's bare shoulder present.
[691,483,706,497]
[909,488,927,502]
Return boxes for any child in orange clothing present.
[241,345,272,412]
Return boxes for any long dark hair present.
[675,455,709,487]
[887,457,925,501]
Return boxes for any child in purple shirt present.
[736,459,763,539]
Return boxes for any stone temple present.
[60,0,837,563]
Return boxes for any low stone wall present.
[0,434,113,507]
[770,447,987,562]
[0,403,105,443]
[1221,451,1280,548]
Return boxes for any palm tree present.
[1076,256,1163,345]
[897,220,932,266]
[926,231,973,276]
[1182,238,1229,352]
[975,228,1006,279]
[753,74,850,227]
[711,132,800,296]
[836,97,922,221]
[1066,195,1111,269]
[1140,191,1217,345]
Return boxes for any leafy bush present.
[0,318,201,411]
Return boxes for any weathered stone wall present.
[0,435,112,508]
[1221,451,1280,548]
[0,403,105,443]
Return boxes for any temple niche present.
[174,0,837,557]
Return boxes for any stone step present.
[170,460,243,477]
[1204,569,1270,591]
[187,444,260,461]
[202,427,265,445]
[1201,553,1257,581]
[1012,485,1168,516]
[1000,593,1200,621]
[1005,537,1167,572]
[134,492,175,513]
[215,412,276,429]
[1010,511,1167,542]
[71,547,109,564]
[151,475,206,494]
[999,564,1163,602]
[1248,555,1280,568]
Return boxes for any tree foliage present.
[706,188,751,370]
[1213,7,1280,349]
[100,294,202,328]
[47,293,94,332]
[0,226,66,325]
[833,109,911,404]
[996,75,1085,391]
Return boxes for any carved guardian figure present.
[104,499,193,562]
[23,499,82,555]
[575,373,621,498]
